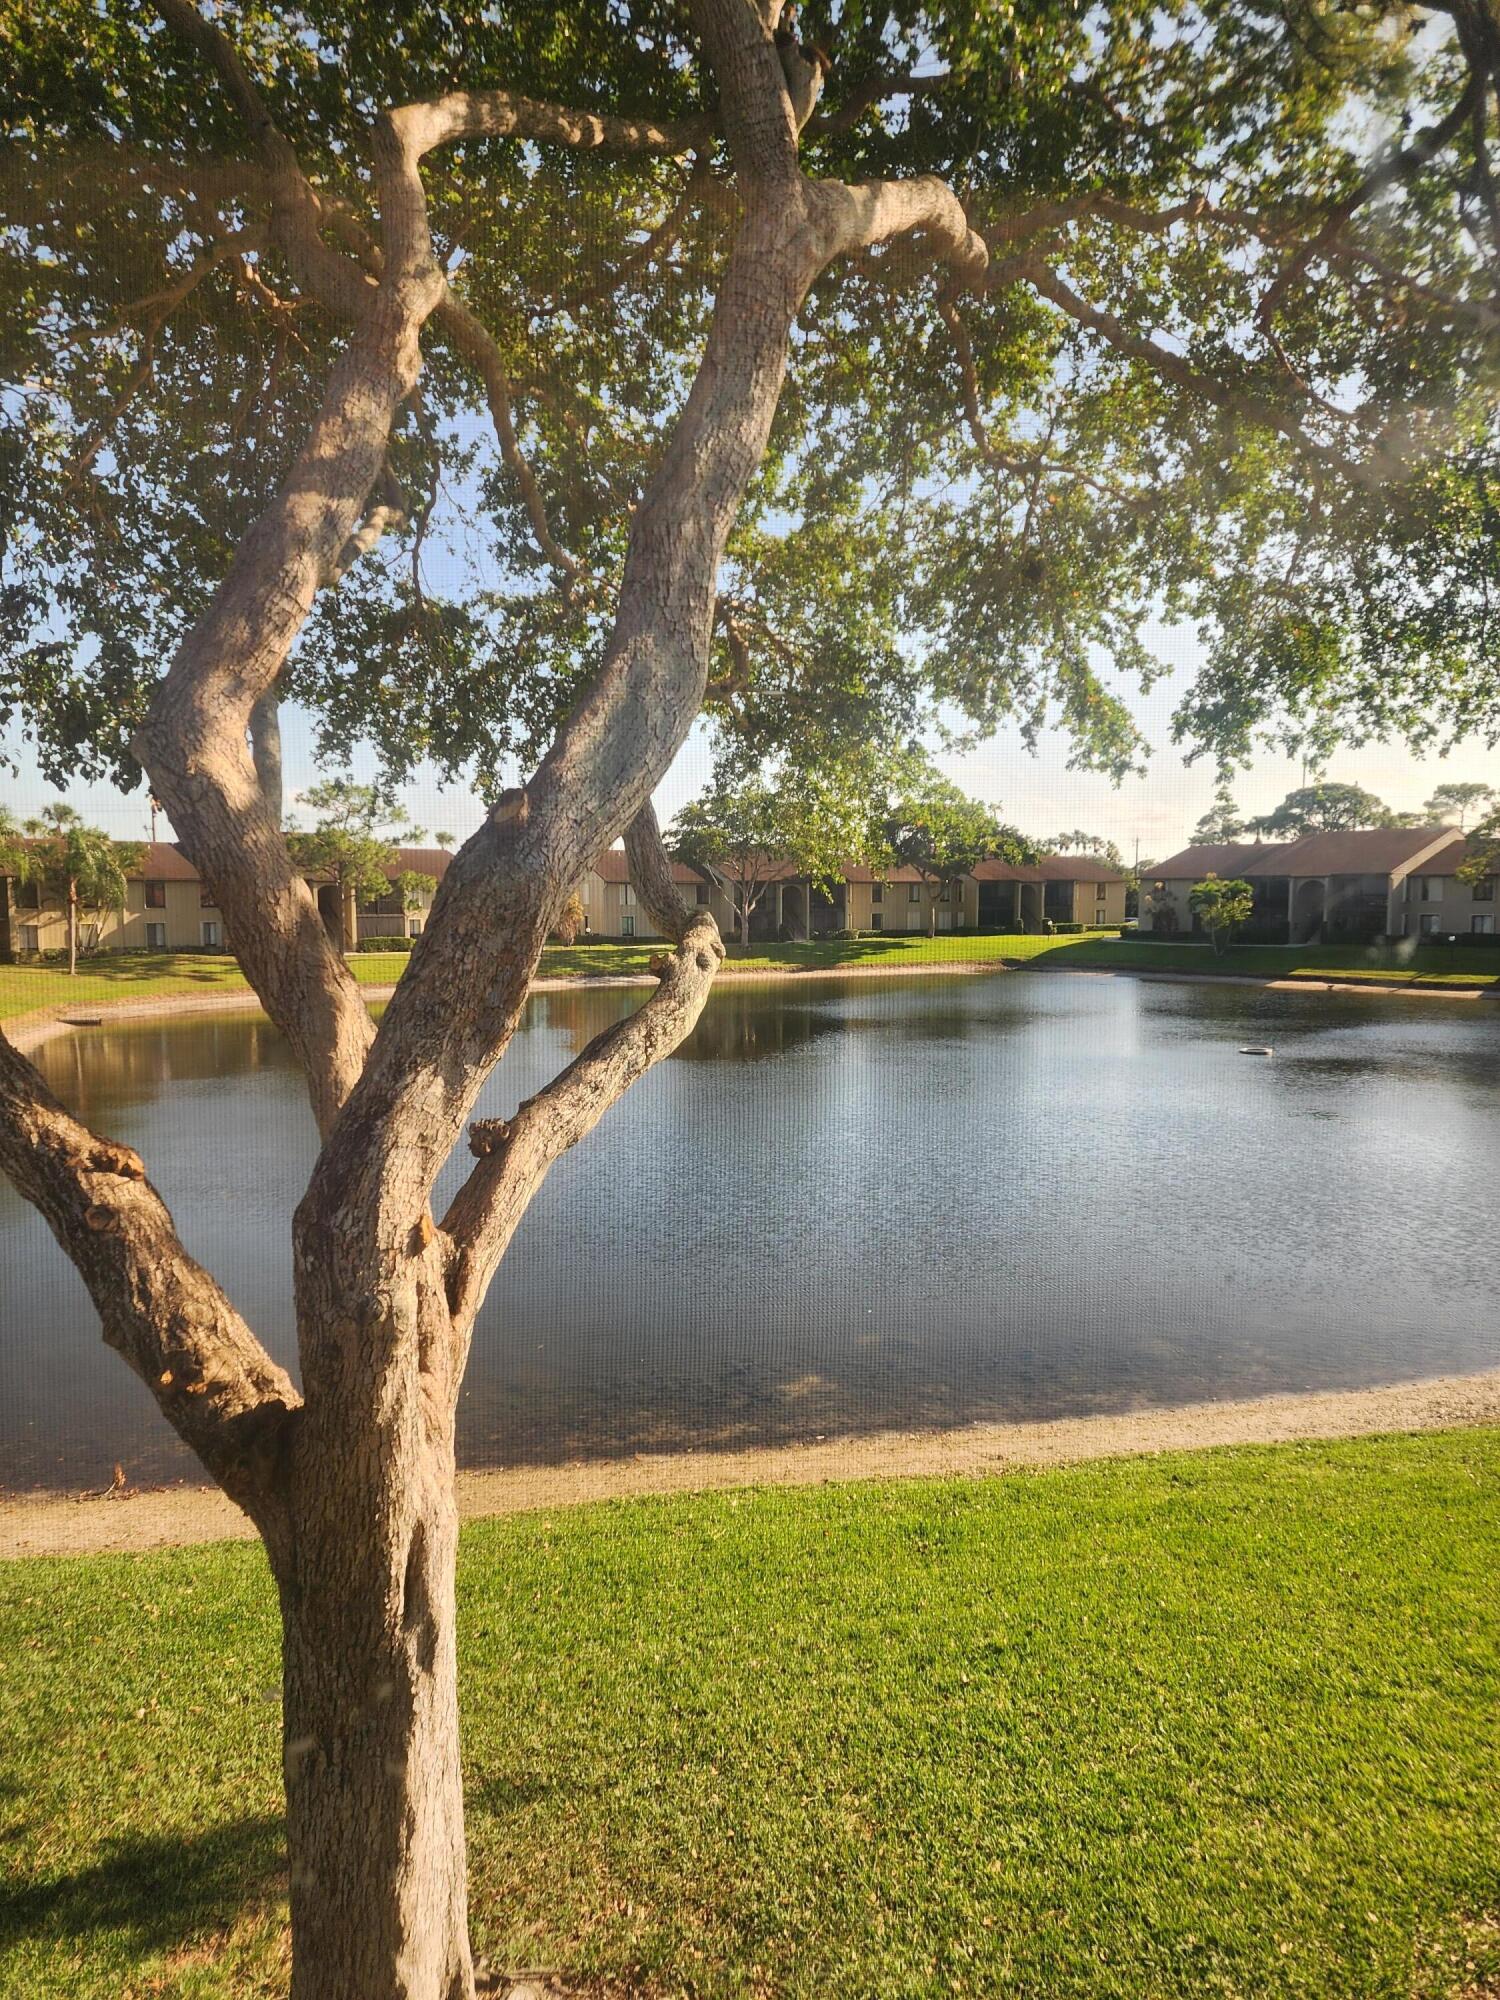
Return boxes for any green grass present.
[2,1430,1497,1998]
[0,951,415,1025]
[2,929,1496,1025]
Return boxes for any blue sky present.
[3,611,1494,863]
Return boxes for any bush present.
[550,891,586,945]
[1053,921,1084,935]
[352,935,415,953]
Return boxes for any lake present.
[2,971,1497,1490]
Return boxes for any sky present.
[4,612,1494,866]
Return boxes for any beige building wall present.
[1391,866,1496,938]
[5,875,225,956]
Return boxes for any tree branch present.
[439,909,723,1329]
[0,1028,299,1540]
[433,292,586,581]
[624,802,694,940]
[1022,261,1378,487]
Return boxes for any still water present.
[2,972,1497,1488]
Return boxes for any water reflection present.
[2,973,1497,1489]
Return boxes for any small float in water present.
[1238,1045,1274,1056]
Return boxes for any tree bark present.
[250,691,285,828]
[280,1403,472,2000]
[68,877,78,975]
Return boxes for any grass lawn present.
[1,1430,1497,1998]
[2,930,1497,1026]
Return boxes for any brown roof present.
[971,853,1128,884]
[592,848,706,886]
[1149,841,1290,880]
[386,846,453,881]
[1153,827,1459,882]
[1420,835,1480,874]
[1242,827,1456,876]
[133,841,204,882]
[829,862,925,884]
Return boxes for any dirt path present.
[5,1368,1497,1560]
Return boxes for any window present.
[622,883,635,905]
[907,883,921,903]
[1418,911,1438,936]
[200,884,217,908]
[1096,883,1109,900]
[144,880,166,909]
[870,912,882,930]
[201,919,221,948]
[1474,914,1495,935]
[696,884,709,905]
[1473,877,1495,901]
[1411,876,1442,902]
[20,924,38,953]
[408,919,422,938]
[871,881,883,904]
[145,921,166,950]
[940,882,951,902]
[16,879,40,911]
[621,912,635,937]
[1095,907,1107,926]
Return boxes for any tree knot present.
[487,787,530,830]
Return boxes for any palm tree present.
[25,805,141,975]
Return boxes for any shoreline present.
[6,951,1495,1052]
[5,1366,1498,1560]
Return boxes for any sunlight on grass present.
[2,1430,1497,1998]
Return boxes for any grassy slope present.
[1,1430,1497,1999]
[2,931,1497,1024]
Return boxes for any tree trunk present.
[68,878,78,975]
[250,691,285,828]
[928,882,938,938]
[341,882,359,955]
[739,890,751,945]
[279,1428,473,2000]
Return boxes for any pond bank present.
[6,1366,1497,1559]
[8,948,1496,1053]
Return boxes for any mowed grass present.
[3,930,1497,1025]
[1,1430,1497,1998]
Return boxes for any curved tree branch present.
[439,909,724,1331]
[0,1027,299,1543]
[624,802,694,940]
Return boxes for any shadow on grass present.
[0,1813,285,1958]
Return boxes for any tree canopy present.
[1425,779,1496,826]
[5,0,1500,802]
[1245,780,1398,835]
[1189,872,1255,952]
[883,775,1031,930]
[1193,784,1246,843]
